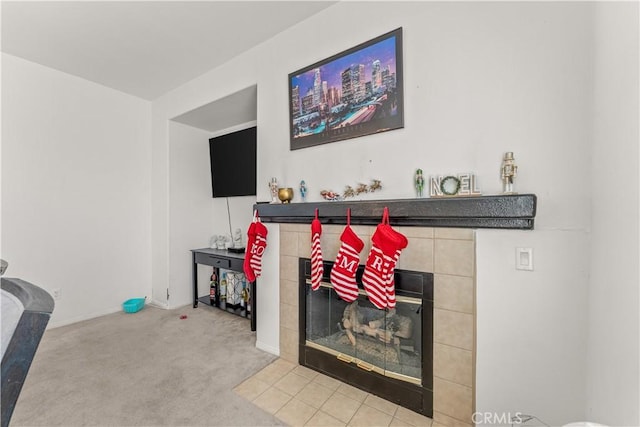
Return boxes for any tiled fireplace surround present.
[258,195,536,427]
[278,224,475,426]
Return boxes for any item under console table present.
[191,248,256,332]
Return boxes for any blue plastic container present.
[122,297,145,313]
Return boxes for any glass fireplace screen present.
[304,280,423,385]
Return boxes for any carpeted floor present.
[10,304,281,426]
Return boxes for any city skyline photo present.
[289,28,404,150]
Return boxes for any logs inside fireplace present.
[298,258,434,417]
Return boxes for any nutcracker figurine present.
[415,169,425,197]
[268,177,279,203]
[501,152,518,194]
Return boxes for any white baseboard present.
[149,298,169,309]
[256,340,280,356]
[47,299,170,329]
[47,306,122,329]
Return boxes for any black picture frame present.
[288,28,404,150]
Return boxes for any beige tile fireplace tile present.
[364,394,399,416]
[281,223,308,233]
[239,357,444,427]
[305,410,346,427]
[397,226,434,239]
[280,327,299,363]
[252,386,292,414]
[293,365,320,380]
[433,411,473,427]
[348,404,394,426]
[434,228,474,241]
[434,274,474,314]
[280,223,295,232]
[433,378,473,424]
[280,302,298,332]
[434,309,474,351]
[433,343,473,387]
[276,397,318,426]
[394,406,433,426]
[321,232,341,262]
[351,225,375,239]
[253,359,296,384]
[298,231,312,258]
[274,371,312,396]
[270,358,297,371]
[336,382,369,403]
[398,237,434,272]
[323,224,343,234]
[281,231,299,256]
[281,254,299,281]
[389,418,414,427]
[280,279,298,307]
[313,373,342,391]
[434,239,474,277]
[233,375,270,402]
[320,392,361,424]
[253,364,290,385]
[297,381,335,409]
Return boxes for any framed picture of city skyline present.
[288,28,404,150]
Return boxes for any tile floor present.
[233,358,436,427]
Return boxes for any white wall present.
[151,2,638,424]
[167,121,213,308]
[588,2,639,425]
[256,223,280,355]
[166,120,257,309]
[1,54,152,327]
[476,229,589,424]
[151,100,171,306]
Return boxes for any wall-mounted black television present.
[209,126,257,198]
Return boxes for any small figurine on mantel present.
[369,179,382,192]
[268,177,279,203]
[299,180,307,202]
[501,152,518,194]
[343,185,356,199]
[355,183,368,195]
[320,190,341,201]
[415,169,425,197]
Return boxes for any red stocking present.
[310,209,323,290]
[249,221,268,279]
[362,207,407,309]
[243,221,257,282]
[330,209,364,302]
[244,211,268,282]
[384,249,403,309]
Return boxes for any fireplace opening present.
[298,258,434,416]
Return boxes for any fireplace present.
[258,195,536,426]
[298,258,434,416]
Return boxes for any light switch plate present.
[516,247,534,271]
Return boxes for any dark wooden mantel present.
[254,194,536,229]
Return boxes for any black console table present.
[191,248,256,332]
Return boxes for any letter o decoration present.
[440,176,461,196]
